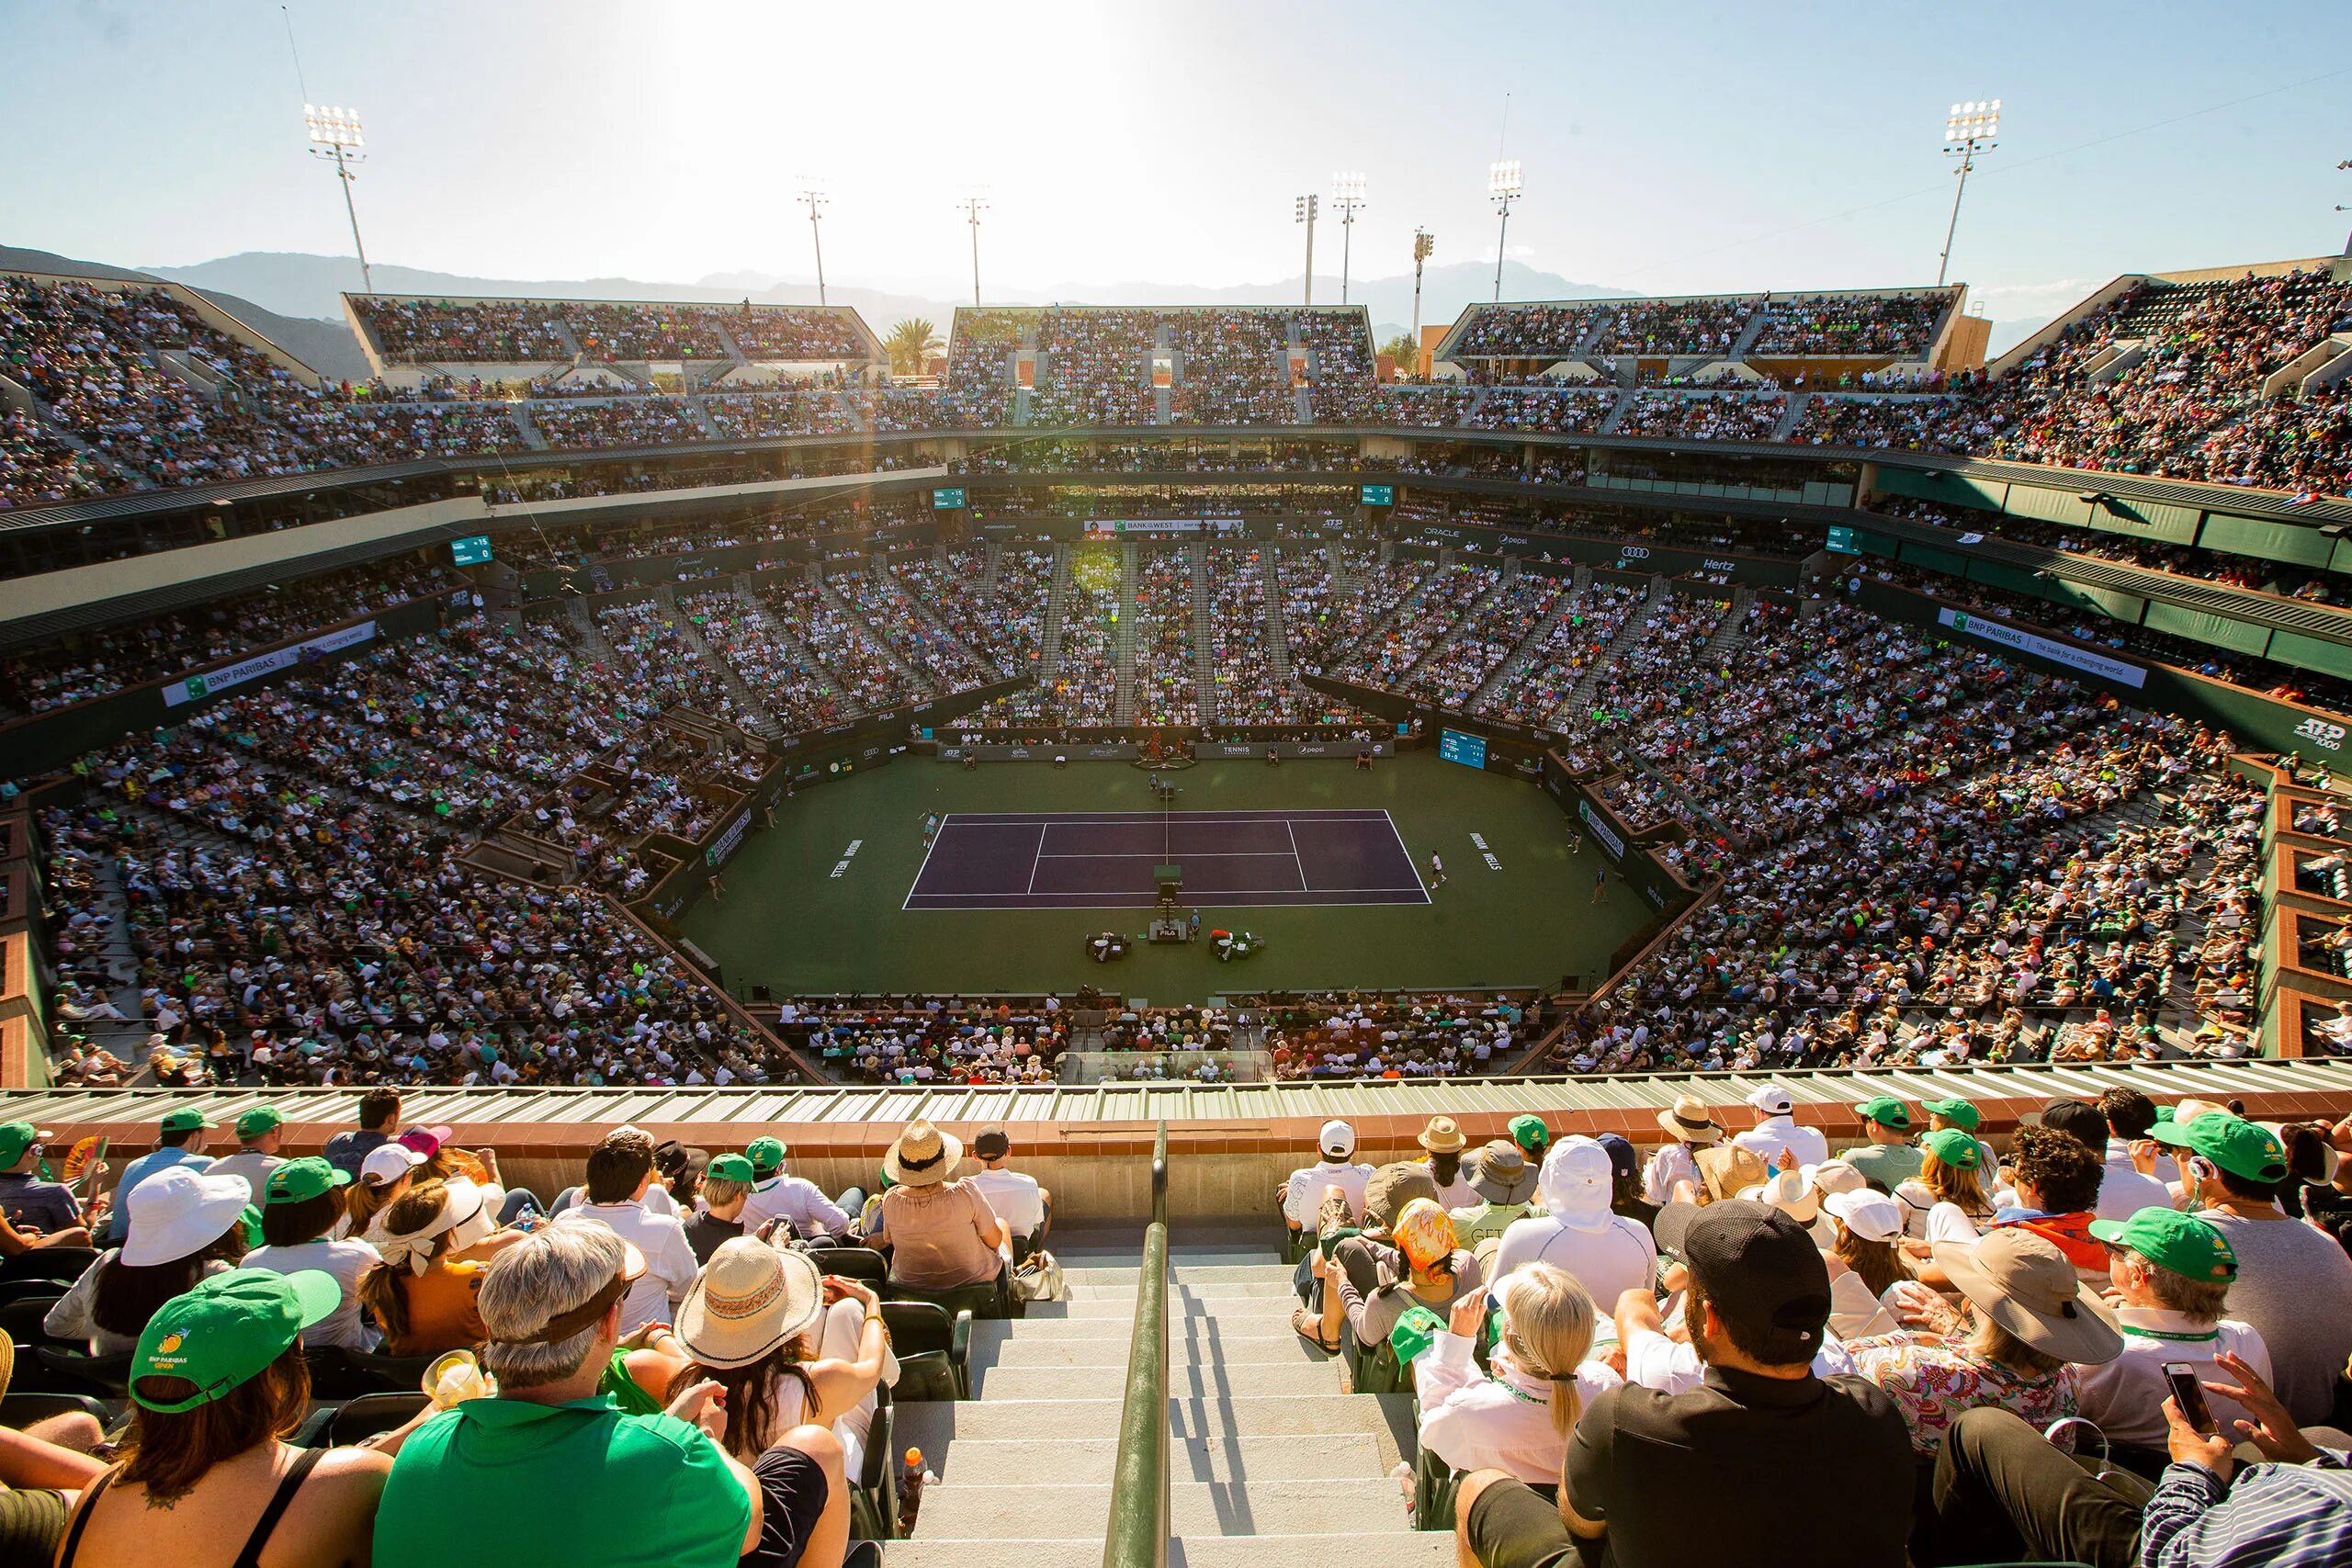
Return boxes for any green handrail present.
[1102,1121,1170,1568]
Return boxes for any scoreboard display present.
[450,534,493,566]
[933,487,967,509]
[1438,728,1487,770]
[1360,483,1396,506]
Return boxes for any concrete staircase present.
[1263,551,1297,696]
[1188,544,1217,723]
[1702,587,1756,659]
[512,402,552,450]
[888,1231,1437,1567]
[1769,395,1807,443]
[1113,541,1140,725]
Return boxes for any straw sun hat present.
[674,1237,825,1370]
[882,1120,964,1188]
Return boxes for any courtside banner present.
[162,621,380,708]
[1935,608,2147,690]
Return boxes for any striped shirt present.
[2140,1451,2352,1568]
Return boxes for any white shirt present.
[2096,1145,2177,1223]
[1489,1213,1658,1310]
[1283,1159,1373,1234]
[1415,1331,1623,1483]
[2072,1308,2271,1448]
[741,1173,852,1240]
[562,1201,698,1335]
[1923,1203,1983,1247]
[243,1236,382,1348]
[965,1168,1046,1238]
[1732,1114,1828,1169]
[1643,1144,1701,1206]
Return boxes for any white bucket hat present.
[121,1166,253,1266]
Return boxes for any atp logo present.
[2294,717,2346,752]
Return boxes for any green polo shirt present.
[1839,1142,1926,1192]
[373,1394,750,1568]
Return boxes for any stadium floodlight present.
[303,104,374,294]
[1937,97,2002,288]
[1487,160,1522,303]
[1409,229,1435,379]
[1332,172,1367,305]
[1295,194,1318,305]
[959,188,990,308]
[796,177,830,307]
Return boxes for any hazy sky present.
[6,0,2348,322]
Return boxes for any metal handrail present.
[1103,1121,1170,1568]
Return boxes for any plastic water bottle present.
[899,1447,933,1531]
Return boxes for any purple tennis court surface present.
[902,809,1431,910]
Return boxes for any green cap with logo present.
[1922,1097,1981,1132]
[160,1108,216,1134]
[264,1156,351,1206]
[707,1153,755,1183]
[234,1106,283,1140]
[1507,1115,1548,1156]
[0,1122,49,1167]
[1856,1096,1912,1132]
[131,1269,342,1412]
[1389,1303,1445,1367]
[1920,1128,1983,1170]
[2088,1208,2238,1282]
[745,1136,786,1176]
[2153,1114,2288,1183]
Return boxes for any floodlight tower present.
[1295,195,1318,305]
[1938,99,2002,288]
[1487,161,1522,303]
[796,177,829,306]
[960,189,989,307]
[304,105,374,294]
[1332,173,1367,304]
[1410,230,1435,378]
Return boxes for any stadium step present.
[1039,545,1071,683]
[1113,540,1139,725]
[1190,542,1217,723]
[1471,573,1578,708]
[893,1242,1431,1566]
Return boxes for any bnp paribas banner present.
[162,621,380,708]
[1935,608,2147,690]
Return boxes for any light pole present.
[1410,229,1435,379]
[304,104,374,293]
[1332,173,1366,305]
[960,189,989,307]
[1938,99,2001,288]
[1295,195,1317,305]
[796,177,829,306]
[1487,161,1521,303]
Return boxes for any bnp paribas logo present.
[1950,613,1972,633]
[182,674,210,698]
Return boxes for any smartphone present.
[2164,1362,2214,1432]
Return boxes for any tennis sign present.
[1438,728,1487,770]
[1935,608,2146,689]
[163,621,379,708]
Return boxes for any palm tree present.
[1379,333,1419,377]
[886,318,944,378]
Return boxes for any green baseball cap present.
[2088,1208,2238,1282]
[745,1136,786,1175]
[234,1106,284,1139]
[1923,1097,1981,1132]
[1855,1096,1912,1131]
[160,1108,217,1134]
[1507,1115,1548,1155]
[2154,1105,2177,1123]
[707,1153,755,1183]
[1389,1303,1445,1367]
[1919,1128,1983,1170]
[131,1269,342,1412]
[2153,1114,2288,1183]
[264,1156,351,1205]
[0,1122,49,1167]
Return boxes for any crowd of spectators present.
[1206,546,1296,723]
[1466,387,1620,435]
[1788,393,1964,450]
[1401,570,1566,711]
[1031,309,1155,427]
[1340,561,1501,688]
[1473,582,1640,724]
[1614,391,1789,442]
[1129,546,1202,726]
[531,397,705,450]
[758,574,917,715]
[1169,310,1294,426]
[355,296,569,362]
[704,389,856,441]
[677,587,859,733]
[1750,290,1951,356]
[826,560,998,696]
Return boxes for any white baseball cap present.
[1746,1082,1795,1116]
[360,1142,428,1185]
[1318,1119,1356,1158]
[1824,1189,1905,1244]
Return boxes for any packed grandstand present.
[6,242,2352,1568]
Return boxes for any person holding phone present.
[2074,1208,2271,1452]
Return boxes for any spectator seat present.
[878,1303,972,1401]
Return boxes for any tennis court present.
[902,808,1430,909]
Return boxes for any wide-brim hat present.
[674,1237,824,1370]
[1656,1094,1724,1145]
[1694,1144,1766,1202]
[1417,1116,1466,1155]
[122,1166,254,1267]
[1467,1140,1537,1207]
[1363,1162,1441,1232]
[883,1120,964,1187]
[1934,1229,2123,1365]
[1736,1167,1821,1224]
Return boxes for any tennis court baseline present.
[901,808,1430,909]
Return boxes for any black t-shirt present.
[1565,1364,1912,1568]
[683,1213,745,1265]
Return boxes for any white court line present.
[1023,822,1048,894]
[904,892,1434,908]
[1283,818,1310,891]
[1033,851,1301,859]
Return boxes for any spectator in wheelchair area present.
[962,1124,1049,1260]
[52,1270,394,1568]
[1418,1262,1619,1486]
[862,1121,1007,1291]
[1459,1201,1916,1568]
[372,1222,854,1568]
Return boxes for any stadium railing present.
[1103,1120,1170,1568]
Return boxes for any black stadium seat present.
[0,1249,97,1287]
[878,1302,972,1400]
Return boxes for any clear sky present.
[4,0,2347,321]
